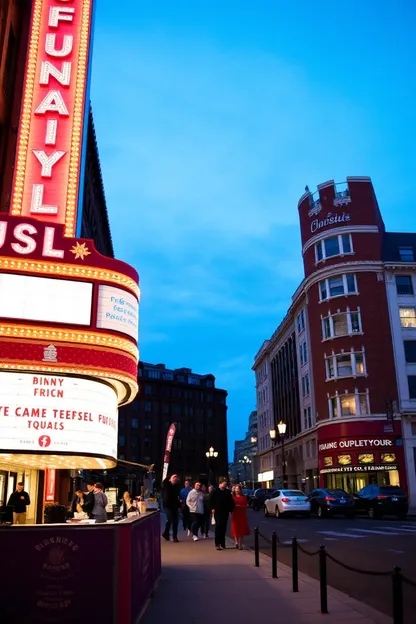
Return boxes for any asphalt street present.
[226,508,416,623]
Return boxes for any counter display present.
[0,511,161,624]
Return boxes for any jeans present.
[164,508,179,538]
[214,512,228,547]
[190,513,203,537]
[182,504,191,531]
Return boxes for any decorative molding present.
[302,225,379,255]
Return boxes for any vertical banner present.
[44,469,56,502]
[161,424,176,482]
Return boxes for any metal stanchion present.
[292,537,299,592]
[392,567,404,624]
[272,531,277,578]
[254,526,260,567]
[319,545,328,614]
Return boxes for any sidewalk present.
[140,525,392,624]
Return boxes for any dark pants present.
[202,508,210,536]
[190,512,203,537]
[182,504,191,531]
[214,512,228,547]
[163,508,179,538]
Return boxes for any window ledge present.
[320,292,359,304]
[325,373,367,382]
[322,332,364,342]
[315,252,355,266]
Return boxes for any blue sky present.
[90,1,416,457]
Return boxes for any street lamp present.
[239,455,255,489]
[269,421,288,488]
[206,447,218,484]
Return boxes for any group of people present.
[162,475,250,551]
[71,482,108,522]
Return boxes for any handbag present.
[211,514,216,525]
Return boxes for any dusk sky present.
[90,1,416,456]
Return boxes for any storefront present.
[0,462,40,524]
[318,420,407,494]
[258,470,274,488]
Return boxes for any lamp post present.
[206,446,218,485]
[270,421,288,488]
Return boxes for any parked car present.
[249,488,275,511]
[264,489,310,518]
[354,485,408,520]
[308,488,355,518]
[242,489,254,498]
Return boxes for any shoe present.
[162,534,170,541]
[216,546,221,550]
[203,535,208,539]
[193,536,198,541]
[235,544,239,549]
[187,530,191,537]
[238,545,243,550]
[173,537,179,543]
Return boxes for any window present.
[299,342,308,366]
[404,341,416,363]
[206,379,214,387]
[408,376,416,399]
[319,274,357,301]
[118,435,125,446]
[322,309,362,339]
[147,369,160,379]
[329,392,369,418]
[315,234,353,262]
[131,418,139,429]
[144,437,152,448]
[144,420,152,430]
[396,275,414,296]
[297,310,305,333]
[303,406,312,429]
[119,454,125,460]
[144,401,152,412]
[163,372,174,380]
[302,374,310,397]
[399,247,414,262]
[119,416,125,428]
[188,376,200,385]
[144,384,152,395]
[325,351,366,379]
[400,307,416,328]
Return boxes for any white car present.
[264,489,311,518]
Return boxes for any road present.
[226,509,416,623]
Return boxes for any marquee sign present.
[10,0,94,237]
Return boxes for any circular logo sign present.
[38,435,51,448]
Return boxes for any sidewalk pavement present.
[140,525,392,624]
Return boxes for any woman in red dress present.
[231,485,250,550]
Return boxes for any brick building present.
[253,177,416,508]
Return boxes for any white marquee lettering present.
[30,184,58,215]
[42,227,65,259]
[33,150,66,178]
[45,33,74,58]
[45,119,58,146]
[35,90,69,116]
[0,222,6,248]
[11,224,37,255]
[48,7,75,28]
[311,212,351,234]
[40,60,71,85]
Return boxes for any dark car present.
[249,488,275,511]
[354,485,408,520]
[308,488,355,518]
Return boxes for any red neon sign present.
[44,468,56,502]
[10,0,93,237]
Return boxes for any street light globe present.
[214,451,218,458]
[205,452,210,458]
[277,421,287,436]
[251,436,257,444]
[269,428,277,440]
[209,446,214,454]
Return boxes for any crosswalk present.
[316,524,416,541]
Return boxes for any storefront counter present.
[0,511,161,624]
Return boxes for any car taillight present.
[281,497,291,503]
[325,496,336,501]
[376,495,388,499]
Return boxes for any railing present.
[253,526,416,624]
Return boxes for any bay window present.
[325,350,366,379]
[315,234,353,262]
[322,308,362,340]
[329,391,370,418]
[319,273,357,301]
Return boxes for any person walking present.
[161,474,181,542]
[186,482,204,541]
[231,484,250,549]
[180,479,192,534]
[91,483,108,523]
[201,484,211,538]
[210,479,235,550]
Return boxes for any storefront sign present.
[10,0,94,236]
[258,470,274,481]
[44,468,56,502]
[319,438,394,452]
[96,285,139,342]
[0,372,118,465]
[311,211,351,233]
[320,465,398,475]
[0,272,92,325]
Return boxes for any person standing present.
[70,489,85,516]
[91,483,108,523]
[162,474,181,542]
[180,479,192,534]
[8,482,30,525]
[186,482,204,541]
[231,484,250,549]
[82,482,96,518]
[210,479,235,550]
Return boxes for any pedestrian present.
[7,482,30,525]
[201,484,211,538]
[186,482,204,541]
[180,479,192,534]
[91,483,108,523]
[210,478,235,550]
[231,484,250,549]
[161,474,181,542]
[82,482,95,518]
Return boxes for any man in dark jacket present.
[8,482,30,524]
[81,483,95,518]
[210,479,235,550]
[162,474,180,542]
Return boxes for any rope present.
[297,543,320,557]
[402,575,416,589]
[325,552,391,577]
